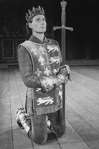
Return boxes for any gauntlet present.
[56,65,71,85]
[40,65,70,92]
[40,77,57,93]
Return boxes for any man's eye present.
[43,18,46,21]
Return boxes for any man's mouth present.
[41,26,45,28]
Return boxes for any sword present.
[53,0,73,131]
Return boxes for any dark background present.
[0,0,99,62]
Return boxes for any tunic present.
[18,35,63,115]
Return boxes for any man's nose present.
[41,22,45,25]
[41,21,46,25]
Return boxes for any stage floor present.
[0,66,99,149]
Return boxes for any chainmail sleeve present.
[17,46,42,88]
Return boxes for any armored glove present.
[39,65,70,92]
[56,64,71,85]
[40,76,57,93]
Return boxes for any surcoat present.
[18,37,63,115]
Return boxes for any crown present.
[25,6,45,23]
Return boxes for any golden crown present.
[25,6,45,23]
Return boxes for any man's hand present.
[40,65,71,92]
[40,77,57,93]
[56,65,71,85]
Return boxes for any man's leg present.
[16,108,47,144]
[28,114,47,144]
[25,95,48,144]
[47,108,66,136]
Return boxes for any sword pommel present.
[61,0,67,9]
[61,0,67,27]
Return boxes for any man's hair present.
[25,6,45,24]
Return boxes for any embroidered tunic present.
[18,36,63,115]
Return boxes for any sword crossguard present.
[53,26,73,31]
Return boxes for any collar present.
[29,35,49,44]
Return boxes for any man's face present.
[29,15,46,33]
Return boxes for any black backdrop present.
[0,0,99,61]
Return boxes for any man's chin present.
[36,31,46,34]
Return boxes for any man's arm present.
[18,46,56,92]
[18,46,42,88]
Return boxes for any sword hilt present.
[61,0,67,26]
[53,0,73,32]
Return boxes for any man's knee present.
[52,123,66,137]
[31,135,47,144]
[28,129,47,144]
